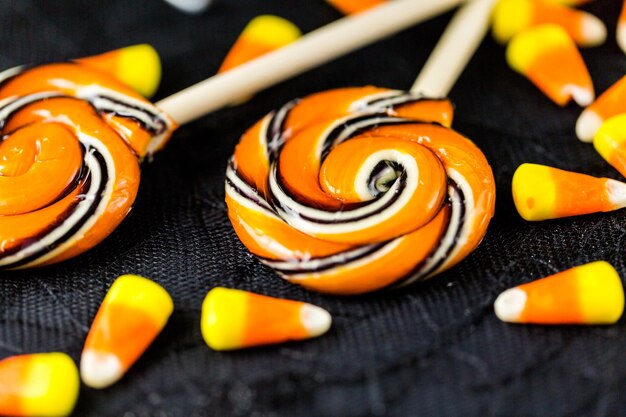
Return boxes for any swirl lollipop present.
[227,89,494,294]
[0,58,175,269]
[0,0,464,270]
[227,0,497,294]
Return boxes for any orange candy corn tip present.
[512,163,626,221]
[218,15,301,74]
[491,0,606,47]
[0,353,79,417]
[577,75,626,142]
[201,287,331,351]
[325,0,386,14]
[594,114,626,178]
[506,24,594,106]
[76,44,161,98]
[81,275,173,389]
[495,261,625,324]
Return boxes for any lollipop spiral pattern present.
[226,87,495,294]
[0,62,174,269]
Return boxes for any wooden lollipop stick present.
[156,0,466,125]
[411,0,498,97]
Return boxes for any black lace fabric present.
[0,1,624,416]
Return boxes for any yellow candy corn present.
[577,75,626,142]
[76,44,161,98]
[495,261,625,324]
[201,287,332,351]
[512,163,626,221]
[506,24,594,106]
[619,0,626,54]
[325,0,387,14]
[218,15,301,73]
[594,114,626,179]
[0,353,79,417]
[81,274,173,389]
[492,0,606,47]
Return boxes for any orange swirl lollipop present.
[226,87,495,294]
[226,0,497,294]
[0,59,175,269]
[0,1,464,270]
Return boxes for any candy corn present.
[512,163,626,221]
[0,353,79,417]
[594,114,626,179]
[81,275,173,389]
[618,0,626,54]
[201,287,332,351]
[492,0,605,47]
[577,76,626,142]
[506,24,594,106]
[495,261,625,324]
[77,44,161,98]
[218,15,301,74]
[325,0,387,14]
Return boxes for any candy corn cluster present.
[575,0,626,163]
[0,274,333,415]
[496,0,626,139]
[512,80,626,223]
[495,261,624,325]
[468,0,626,327]
[492,0,613,107]
[504,2,626,223]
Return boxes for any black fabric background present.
[1,0,625,416]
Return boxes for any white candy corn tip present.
[300,304,332,337]
[567,85,594,107]
[618,23,626,54]
[576,109,603,142]
[162,0,213,13]
[80,350,123,389]
[494,288,527,323]
[581,15,607,47]
[606,178,626,209]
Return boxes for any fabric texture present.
[1,0,625,416]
